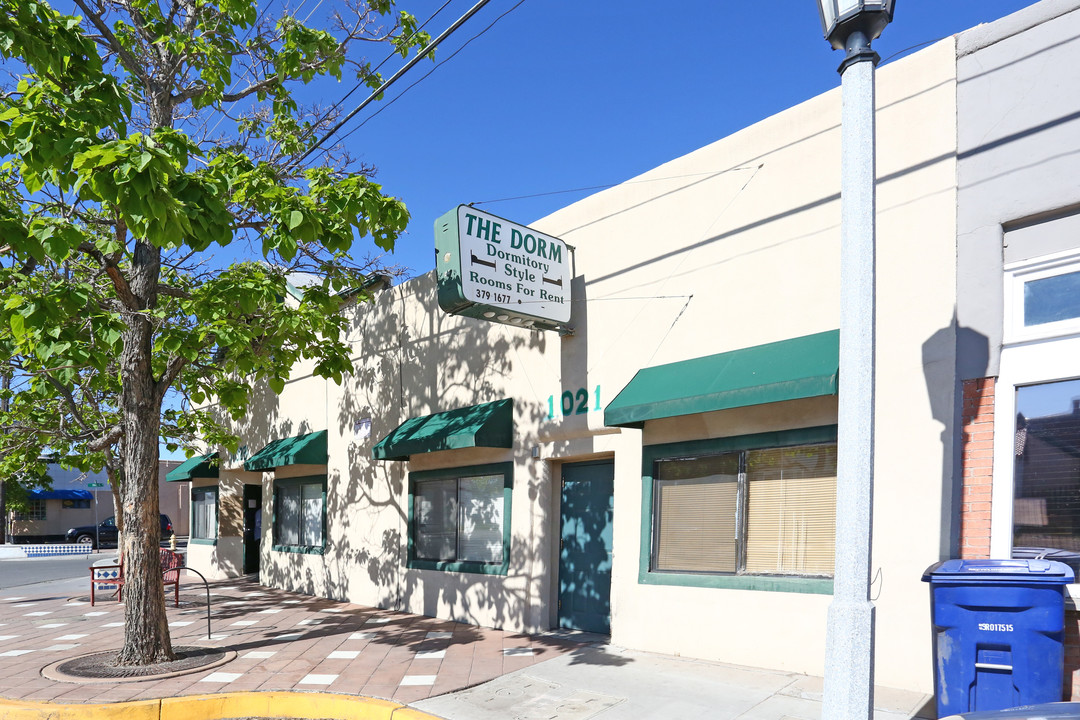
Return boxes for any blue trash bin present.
[923,559,1074,718]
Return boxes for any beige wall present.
[209,37,958,693]
[527,38,958,690]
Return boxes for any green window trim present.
[638,425,837,595]
[407,462,513,576]
[271,544,326,556]
[190,486,219,546]
[271,474,327,554]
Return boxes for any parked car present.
[65,514,173,548]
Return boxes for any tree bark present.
[114,238,174,665]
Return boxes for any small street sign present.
[87,483,105,487]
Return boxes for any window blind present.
[457,475,503,563]
[654,454,739,573]
[744,446,836,575]
[301,482,323,547]
[192,489,217,540]
[415,478,457,561]
[276,485,300,546]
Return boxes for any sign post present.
[88,483,104,548]
[435,206,573,332]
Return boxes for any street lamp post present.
[816,2,895,719]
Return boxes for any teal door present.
[558,460,614,634]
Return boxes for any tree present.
[0,0,427,664]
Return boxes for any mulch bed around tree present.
[46,646,232,682]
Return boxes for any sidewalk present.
[0,572,935,719]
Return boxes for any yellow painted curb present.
[0,697,161,720]
[0,692,444,720]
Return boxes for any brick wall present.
[960,378,995,559]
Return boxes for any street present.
[0,553,107,589]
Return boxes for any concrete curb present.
[0,546,27,559]
[0,691,443,720]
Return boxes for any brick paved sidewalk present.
[0,574,583,708]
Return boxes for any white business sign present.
[454,206,572,324]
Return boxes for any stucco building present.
[172,0,1080,698]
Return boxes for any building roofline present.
[958,0,1080,57]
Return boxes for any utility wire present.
[334,0,527,144]
[291,0,496,167]
[287,0,456,152]
[470,166,759,206]
[881,36,945,64]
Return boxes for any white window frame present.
[990,335,1080,558]
[1003,248,1080,344]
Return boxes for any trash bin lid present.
[922,558,1075,583]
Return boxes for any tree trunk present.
[114,238,174,665]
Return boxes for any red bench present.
[90,548,183,607]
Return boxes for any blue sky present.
[158,0,1044,461]
[336,0,1037,279]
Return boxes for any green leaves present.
[0,0,419,473]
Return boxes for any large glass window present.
[14,500,46,521]
[409,463,511,574]
[1013,378,1080,552]
[191,487,218,542]
[273,476,325,552]
[652,442,837,578]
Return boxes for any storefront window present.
[1013,378,1080,552]
[14,500,46,521]
[409,463,511,575]
[191,487,218,542]
[651,440,837,579]
[273,476,326,553]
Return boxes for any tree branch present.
[155,354,188,403]
[70,0,154,90]
[157,284,192,300]
[87,424,124,452]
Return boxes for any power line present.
[469,166,761,206]
[286,0,456,153]
[291,0,498,168]
[333,0,527,144]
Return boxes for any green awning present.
[373,398,513,461]
[244,430,328,471]
[166,452,219,482]
[604,330,839,428]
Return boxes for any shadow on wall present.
[207,541,242,579]
[923,317,990,560]
[249,271,557,634]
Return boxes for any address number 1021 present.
[547,386,601,419]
